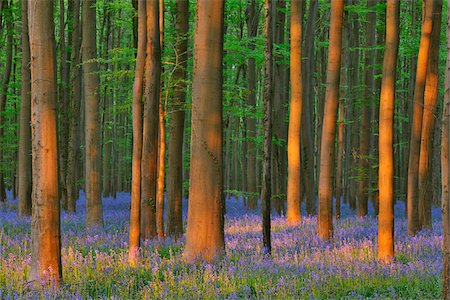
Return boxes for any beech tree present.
[183,0,225,262]
[28,0,62,284]
[378,0,400,263]
[317,0,344,241]
[83,0,103,229]
[129,0,146,264]
[18,0,32,216]
[140,0,161,240]
[407,0,434,236]
[167,0,188,238]
[286,0,302,226]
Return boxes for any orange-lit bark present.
[83,0,103,229]
[156,0,165,239]
[140,0,161,240]
[418,0,442,230]
[443,5,450,296]
[18,0,32,216]
[286,0,302,226]
[183,0,225,262]
[28,0,62,284]
[407,0,434,236]
[167,0,188,238]
[378,0,399,263]
[317,0,343,241]
[129,0,146,265]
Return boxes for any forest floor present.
[0,192,442,299]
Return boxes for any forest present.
[1,0,450,298]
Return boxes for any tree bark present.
[18,0,32,216]
[83,0,103,229]
[418,0,442,230]
[407,0,434,236]
[378,0,400,263]
[167,0,188,239]
[183,0,225,263]
[129,0,146,265]
[286,0,302,226]
[317,0,343,242]
[140,0,161,240]
[28,0,62,285]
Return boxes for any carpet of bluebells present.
[0,190,443,299]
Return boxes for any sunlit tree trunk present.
[407,0,434,236]
[83,0,103,229]
[156,0,165,239]
[443,4,450,297]
[18,0,32,216]
[378,0,400,263]
[419,0,442,230]
[183,0,224,262]
[129,0,146,265]
[28,0,62,285]
[286,0,302,226]
[167,0,188,238]
[140,0,161,240]
[317,0,343,241]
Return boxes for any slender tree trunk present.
[18,0,32,216]
[28,0,62,285]
[140,0,161,240]
[183,0,225,262]
[378,0,400,263]
[357,0,377,217]
[0,0,12,202]
[302,0,318,215]
[260,0,273,254]
[66,0,81,213]
[317,0,344,242]
[167,0,188,238]
[443,4,450,296]
[129,0,146,264]
[419,0,442,230]
[83,0,103,229]
[156,0,165,239]
[246,0,259,209]
[407,0,434,236]
[286,0,302,226]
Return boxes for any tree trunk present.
[286,0,302,226]
[66,0,81,213]
[246,0,259,210]
[317,0,343,242]
[167,0,188,239]
[83,0,103,229]
[378,0,399,263]
[443,4,450,296]
[18,0,32,216]
[128,0,146,264]
[156,0,165,240]
[140,0,161,240]
[407,0,434,236]
[183,0,225,262]
[357,0,377,217]
[28,0,62,285]
[0,0,12,202]
[418,0,442,230]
